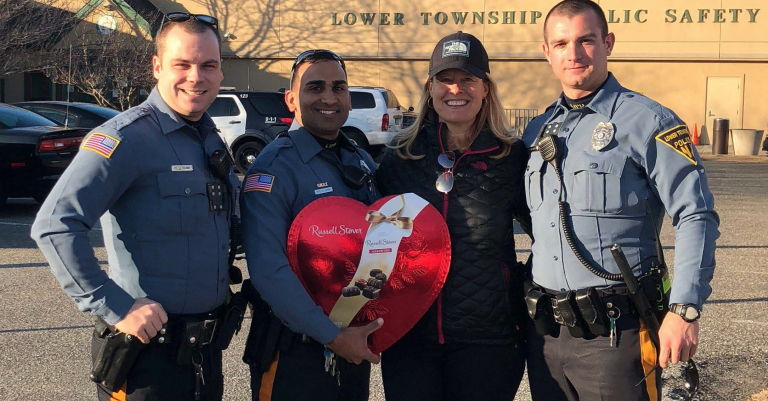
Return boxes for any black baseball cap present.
[428,31,490,79]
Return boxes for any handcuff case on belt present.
[525,286,558,337]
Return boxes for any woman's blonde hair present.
[391,73,514,160]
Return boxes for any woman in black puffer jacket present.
[376,31,531,401]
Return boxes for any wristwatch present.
[670,303,701,322]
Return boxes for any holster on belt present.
[241,279,283,372]
[553,291,585,338]
[90,318,146,392]
[213,290,249,351]
[574,287,610,337]
[524,281,558,336]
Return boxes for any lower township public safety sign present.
[330,8,760,26]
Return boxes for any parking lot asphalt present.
[1,148,766,400]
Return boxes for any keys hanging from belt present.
[192,352,205,401]
[606,302,621,347]
[324,347,341,386]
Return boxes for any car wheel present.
[343,129,369,151]
[234,140,265,174]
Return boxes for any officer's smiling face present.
[543,10,615,99]
[285,60,350,140]
[152,25,223,121]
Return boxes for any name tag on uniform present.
[315,187,333,195]
[172,165,194,172]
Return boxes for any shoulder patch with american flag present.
[82,133,120,159]
[244,173,275,193]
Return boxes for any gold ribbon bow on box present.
[365,195,413,230]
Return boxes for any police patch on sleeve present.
[655,125,697,165]
[81,133,120,159]
[244,173,274,193]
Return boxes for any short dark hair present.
[155,19,221,57]
[544,0,609,43]
[290,52,347,90]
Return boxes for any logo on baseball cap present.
[429,31,489,79]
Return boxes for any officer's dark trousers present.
[250,338,370,401]
[380,330,526,401]
[526,317,662,401]
[92,330,223,401]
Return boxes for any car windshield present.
[75,104,120,119]
[0,105,56,129]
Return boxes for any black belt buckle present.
[176,318,218,366]
[200,319,218,346]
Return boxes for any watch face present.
[684,306,700,321]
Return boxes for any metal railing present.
[505,108,539,137]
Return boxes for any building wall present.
[155,0,766,138]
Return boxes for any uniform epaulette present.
[251,136,294,168]
[111,105,153,131]
[619,91,667,119]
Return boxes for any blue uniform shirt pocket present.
[525,155,546,211]
[157,172,208,235]
[569,152,627,214]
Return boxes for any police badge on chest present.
[592,122,615,151]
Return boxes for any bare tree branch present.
[42,13,160,110]
[0,0,78,77]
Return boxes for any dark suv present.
[209,91,294,173]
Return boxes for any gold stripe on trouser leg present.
[259,351,281,401]
[639,321,660,401]
[110,382,127,401]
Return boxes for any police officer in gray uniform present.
[521,1,719,400]
[31,14,237,400]
[241,50,382,401]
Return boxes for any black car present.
[0,104,89,208]
[13,101,120,129]
[209,91,294,173]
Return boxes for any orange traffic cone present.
[692,123,700,146]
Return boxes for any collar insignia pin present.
[591,122,614,151]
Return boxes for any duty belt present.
[542,286,635,319]
[526,283,637,339]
